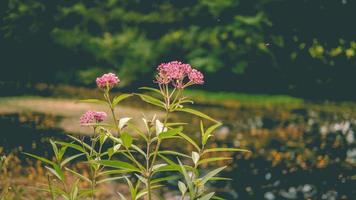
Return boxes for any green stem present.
[47,175,55,200]
[146,133,152,200]
[104,92,120,135]
[90,128,97,200]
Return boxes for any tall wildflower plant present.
[25,61,249,200]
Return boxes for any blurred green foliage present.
[1,0,356,99]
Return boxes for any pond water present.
[0,103,355,200]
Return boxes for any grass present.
[183,89,304,107]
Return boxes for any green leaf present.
[97,160,140,172]
[78,189,94,198]
[176,108,219,123]
[202,123,222,145]
[200,121,205,137]
[198,192,215,200]
[45,165,64,181]
[136,184,163,199]
[113,93,134,106]
[151,175,179,184]
[199,166,226,185]
[178,159,195,199]
[211,195,226,200]
[139,87,161,94]
[152,164,180,173]
[209,177,232,181]
[192,151,200,165]
[61,153,85,167]
[50,139,59,161]
[156,150,191,158]
[98,169,132,176]
[58,146,68,162]
[136,94,165,108]
[202,148,250,155]
[66,135,96,153]
[158,127,183,139]
[131,144,146,158]
[97,176,125,184]
[157,154,176,165]
[56,141,87,154]
[121,132,133,148]
[135,174,147,185]
[65,167,92,183]
[152,163,167,172]
[117,192,127,200]
[124,176,136,200]
[53,164,65,181]
[70,179,79,200]
[127,123,148,141]
[79,99,107,105]
[23,152,54,166]
[178,181,187,195]
[177,132,201,151]
[198,157,232,166]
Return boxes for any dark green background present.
[1,0,355,100]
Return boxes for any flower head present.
[155,60,204,88]
[80,111,107,125]
[93,111,107,122]
[96,73,120,89]
[188,69,204,85]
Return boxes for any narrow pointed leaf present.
[97,176,125,184]
[45,166,63,181]
[113,93,133,106]
[200,166,226,185]
[199,192,215,200]
[61,153,85,167]
[178,181,187,195]
[176,108,219,123]
[198,157,232,166]
[156,150,190,158]
[177,132,201,151]
[56,141,87,154]
[178,159,195,198]
[151,175,179,184]
[202,148,250,155]
[65,167,92,183]
[203,123,222,145]
[158,127,183,139]
[131,144,146,158]
[139,87,161,94]
[137,94,165,108]
[23,152,54,165]
[97,160,140,172]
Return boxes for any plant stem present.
[91,173,96,200]
[146,133,152,200]
[90,128,97,200]
[47,175,55,200]
[105,93,120,135]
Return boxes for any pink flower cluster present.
[96,73,120,89]
[80,111,107,124]
[188,69,204,84]
[155,61,204,88]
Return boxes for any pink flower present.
[155,60,204,87]
[96,73,120,89]
[156,61,192,84]
[93,112,107,122]
[188,69,204,84]
[80,111,107,124]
